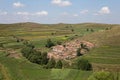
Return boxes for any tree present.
[41,52,49,65]
[91,29,94,32]
[0,43,3,48]
[28,53,37,63]
[63,44,66,47]
[23,40,28,45]
[65,26,68,28]
[45,39,55,48]
[28,51,42,64]
[21,46,49,65]
[71,29,74,32]
[62,61,70,68]
[47,58,56,69]
[21,46,33,58]
[51,32,55,35]
[76,48,82,56]
[16,38,20,42]
[105,28,109,30]
[86,28,89,31]
[56,60,63,69]
[81,43,86,49]
[88,71,115,80]
[81,43,89,51]
[57,41,62,45]
[77,58,92,70]
[26,43,35,49]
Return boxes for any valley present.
[0,23,120,80]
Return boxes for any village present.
[48,40,94,60]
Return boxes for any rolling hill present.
[0,22,120,80]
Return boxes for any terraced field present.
[0,23,120,80]
[78,26,120,71]
[0,51,92,80]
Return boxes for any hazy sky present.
[0,0,120,24]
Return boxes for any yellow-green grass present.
[81,26,120,46]
[51,69,92,80]
[75,26,120,71]
[0,52,92,80]
[0,22,120,80]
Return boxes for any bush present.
[81,43,86,49]
[28,51,42,64]
[56,60,63,69]
[23,40,28,45]
[77,58,92,70]
[21,46,33,58]
[41,52,49,65]
[76,48,82,56]
[91,29,94,32]
[45,39,55,48]
[86,28,89,31]
[62,61,70,68]
[0,43,3,48]
[57,41,62,45]
[105,28,109,30]
[21,46,49,65]
[80,43,89,51]
[47,58,56,69]
[71,29,74,32]
[26,43,35,49]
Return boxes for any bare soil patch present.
[5,49,21,59]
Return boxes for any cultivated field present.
[0,22,120,80]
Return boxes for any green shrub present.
[76,48,82,56]
[57,41,62,45]
[21,46,33,58]
[26,43,35,49]
[28,51,42,64]
[21,46,49,65]
[47,58,56,69]
[71,29,74,32]
[0,43,3,48]
[86,28,89,31]
[77,58,92,70]
[56,60,63,69]
[45,39,55,48]
[41,52,49,65]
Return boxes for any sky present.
[0,0,120,24]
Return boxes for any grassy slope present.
[0,23,120,80]
[78,26,120,71]
[0,63,11,80]
[0,52,92,80]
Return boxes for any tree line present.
[21,41,63,69]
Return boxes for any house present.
[48,40,94,60]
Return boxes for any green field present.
[0,52,92,80]
[0,23,120,80]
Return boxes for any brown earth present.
[5,49,21,59]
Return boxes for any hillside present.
[79,26,120,71]
[0,23,120,80]
[81,26,120,46]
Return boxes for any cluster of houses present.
[48,39,94,60]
